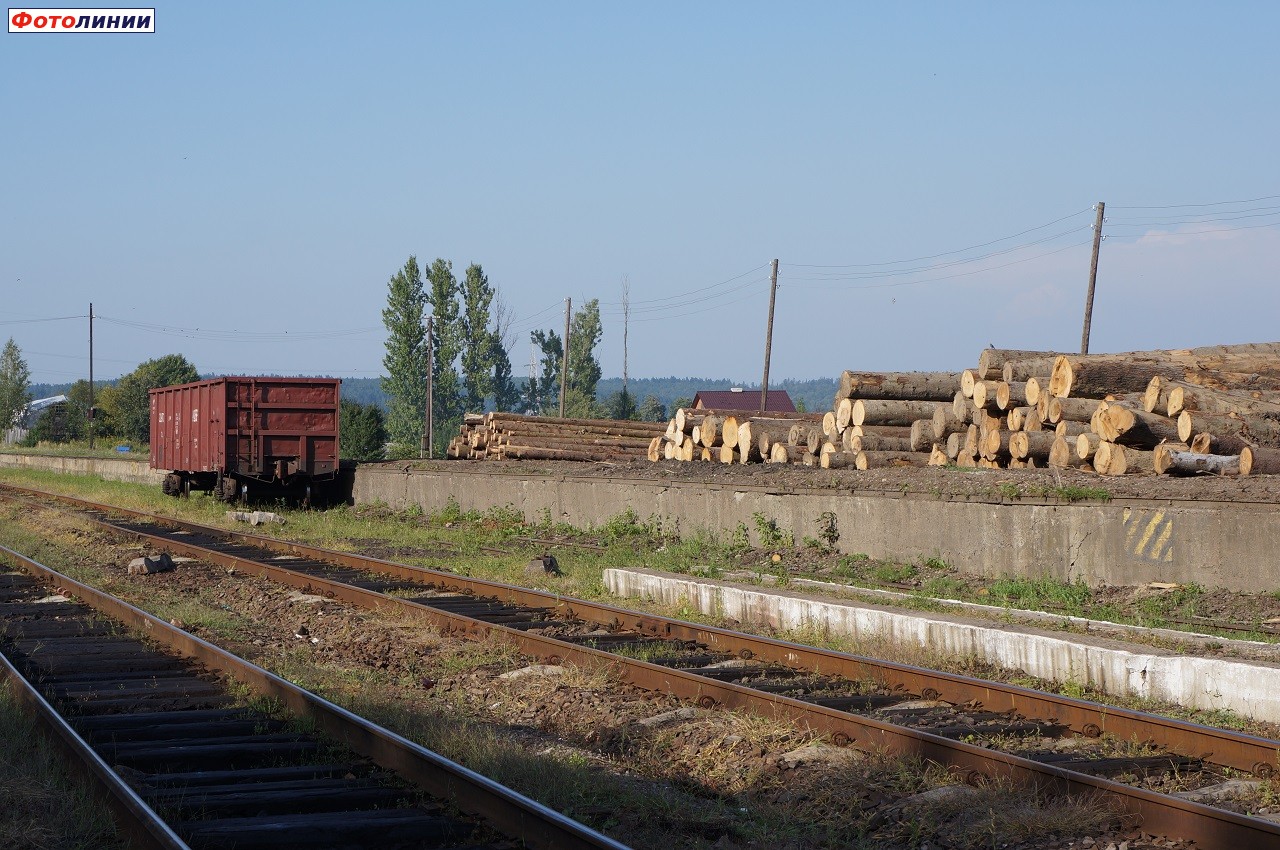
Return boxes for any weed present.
[816,511,840,549]
[920,556,950,571]
[752,512,794,550]
[1051,485,1111,503]
[871,562,918,584]
[998,482,1023,500]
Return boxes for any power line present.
[785,239,1094,292]
[97,316,380,341]
[784,208,1092,269]
[0,314,87,325]
[783,225,1090,282]
[1111,193,1280,210]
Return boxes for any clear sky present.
[3,2,1278,386]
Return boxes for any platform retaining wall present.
[0,453,164,486]
[353,465,1280,593]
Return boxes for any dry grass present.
[0,681,129,850]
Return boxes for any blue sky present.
[3,2,1278,386]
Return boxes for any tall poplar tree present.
[425,258,463,454]
[563,299,603,417]
[381,256,429,455]
[459,263,495,412]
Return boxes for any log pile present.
[648,342,1280,477]
[447,413,667,462]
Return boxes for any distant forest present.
[31,375,839,416]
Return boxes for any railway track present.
[0,542,631,850]
[3,481,1280,848]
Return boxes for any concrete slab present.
[604,567,1280,723]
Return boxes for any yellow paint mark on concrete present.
[1136,511,1166,553]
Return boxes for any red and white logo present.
[9,8,154,32]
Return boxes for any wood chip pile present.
[447,413,667,462]
[652,342,1280,476]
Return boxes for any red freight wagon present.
[149,376,340,503]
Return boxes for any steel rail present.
[0,633,193,850]
[5,483,1280,848]
[0,543,632,850]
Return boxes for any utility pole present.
[1080,201,1105,354]
[87,303,94,450]
[422,316,433,459]
[759,259,779,414]
[559,297,571,418]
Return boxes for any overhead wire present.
[783,208,1093,269]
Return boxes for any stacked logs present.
[973,344,1280,476]
[648,341,1280,477]
[652,407,825,464]
[447,413,667,462]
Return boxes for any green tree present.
[530,329,562,414]
[426,258,463,454]
[0,338,32,438]
[604,388,636,420]
[339,400,387,461]
[672,396,692,412]
[61,379,102,440]
[381,256,429,456]
[564,299,603,417]
[637,394,666,422]
[459,263,495,412]
[489,293,519,412]
[103,354,199,442]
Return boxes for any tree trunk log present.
[822,411,840,441]
[929,446,950,466]
[1076,432,1101,461]
[932,406,968,441]
[945,432,963,460]
[1188,432,1252,456]
[1092,441,1114,474]
[1102,403,1182,448]
[978,348,1061,381]
[1047,396,1100,424]
[1003,357,1066,382]
[1165,381,1280,418]
[849,434,913,453]
[1055,420,1092,438]
[1107,445,1155,476]
[1007,407,1026,431]
[1241,446,1280,475]
[960,369,977,398]
[1024,377,1051,406]
[1177,410,1280,446]
[1049,357,1182,399]
[909,419,935,452]
[1009,430,1056,461]
[1049,436,1087,468]
[852,399,944,427]
[855,450,930,470]
[996,381,1029,411]
[835,370,962,402]
[1154,445,1240,475]
[820,450,854,469]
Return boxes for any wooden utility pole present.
[559,297,571,418]
[423,316,434,459]
[1080,201,1105,354]
[87,302,94,450]
[759,259,779,413]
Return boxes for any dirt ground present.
[378,457,1280,503]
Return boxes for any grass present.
[1,439,143,458]
[0,682,131,850]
